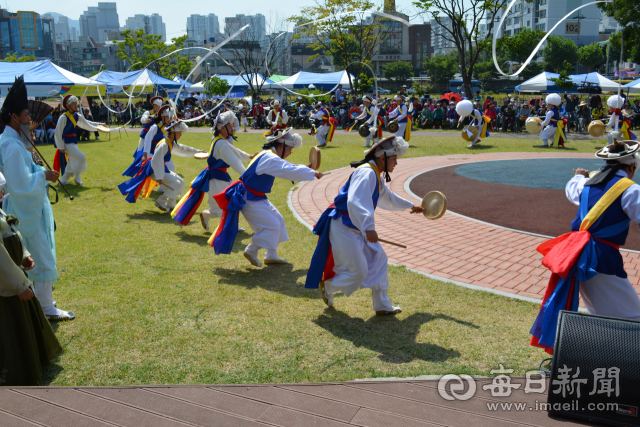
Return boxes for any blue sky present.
[16,0,425,39]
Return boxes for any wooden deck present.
[1,378,604,426]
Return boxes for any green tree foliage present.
[356,72,374,93]
[413,0,508,98]
[423,53,459,88]
[412,81,434,97]
[382,61,414,84]
[289,0,390,95]
[549,61,575,91]
[205,76,230,96]
[498,28,546,64]
[519,61,545,80]
[599,0,640,63]
[578,42,605,72]
[115,29,191,79]
[543,35,578,72]
[0,53,36,62]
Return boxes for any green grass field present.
[39,128,604,385]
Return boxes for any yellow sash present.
[580,178,634,231]
[480,115,490,138]
[64,112,77,128]
[552,119,565,145]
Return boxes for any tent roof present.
[624,78,640,94]
[187,74,274,92]
[0,60,102,86]
[268,75,289,83]
[515,72,559,92]
[173,76,192,87]
[91,69,182,90]
[274,71,355,90]
[569,72,621,92]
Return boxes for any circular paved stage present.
[409,158,640,251]
[289,152,640,303]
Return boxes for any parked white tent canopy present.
[570,72,622,93]
[624,78,640,95]
[515,72,560,92]
[274,71,355,91]
[186,74,274,93]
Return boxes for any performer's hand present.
[410,205,424,214]
[250,152,259,160]
[198,150,206,154]
[142,154,147,162]
[366,230,378,243]
[59,149,65,154]
[22,256,34,271]
[44,170,59,182]
[156,179,163,186]
[18,287,34,301]
[307,162,312,168]
[573,168,590,178]
[314,171,323,179]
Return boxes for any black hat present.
[0,75,28,117]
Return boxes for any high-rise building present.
[80,2,120,43]
[0,9,55,60]
[480,0,600,48]
[187,14,219,45]
[429,17,456,56]
[225,14,266,47]
[124,13,166,41]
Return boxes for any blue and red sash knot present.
[172,167,231,225]
[530,224,626,353]
[210,181,265,254]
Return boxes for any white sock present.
[245,243,260,258]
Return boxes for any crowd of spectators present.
[29,89,640,147]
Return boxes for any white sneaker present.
[155,200,169,212]
[243,251,262,267]
[320,281,334,307]
[200,212,210,231]
[74,179,83,186]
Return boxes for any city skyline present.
[20,0,422,41]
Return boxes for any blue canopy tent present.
[275,71,356,91]
[0,60,106,97]
[90,69,182,94]
[173,76,192,87]
[187,74,274,93]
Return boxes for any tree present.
[0,53,35,62]
[205,76,230,97]
[498,28,546,65]
[549,61,575,91]
[382,61,413,84]
[221,12,289,96]
[115,29,191,79]
[543,35,578,72]
[356,72,374,93]
[288,0,391,96]
[423,52,458,88]
[599,0,640,64]
[578,42,605,72]
[519,61,545,80]
[413,0,508,99]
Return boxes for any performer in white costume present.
[143,105,173,169]
[210,128,322,266]
[538,93,567,148]
[606,94,637,145]
[0,76,75,321]
[387,95,412,141]
[531,141,640,353]
[355,95,382,148]
[310,102,335,147]
[172,111,253,231]
[54,94,104,186]
[456,99,490,147]
[136,96,163,154]
[305,136,424,315]
[118,120,204,211]
[266,100,288,132]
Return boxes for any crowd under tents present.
[515,71,625,94]
[0,60,106,98]
[90,69,182,94]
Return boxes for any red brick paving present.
[290,152,640,302]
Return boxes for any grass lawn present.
[40,127,604,385]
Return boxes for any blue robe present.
[0,127,57,282]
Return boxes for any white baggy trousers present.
[60,143,87,182]
[323,218,395,311]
